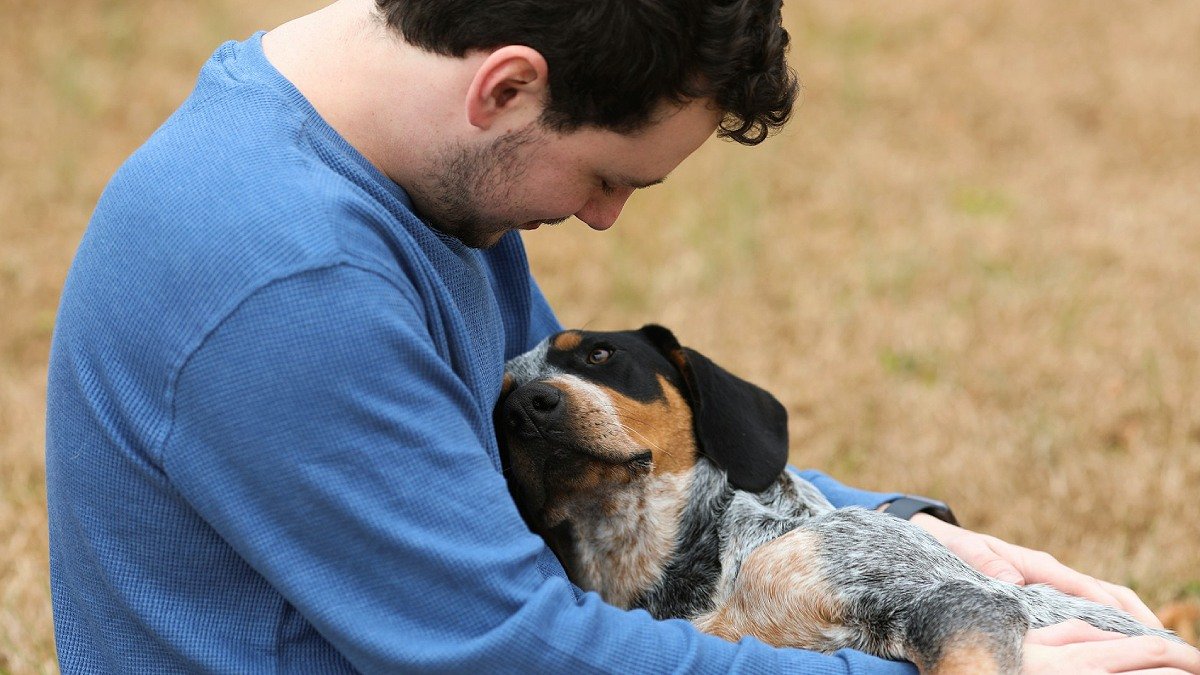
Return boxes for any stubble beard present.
[419,125,541,249]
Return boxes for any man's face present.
[410,99,723,248]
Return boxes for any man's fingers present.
[1099,580,1165,628]
[1021,626,1200,674]
[1026,619,1126,647]
[1080,635,1200,673]
[1000,540,1127,607]
[992,539,1164,628]
[959,537,1025,585]
[924,522,1167,634]
[977,555,1025,585]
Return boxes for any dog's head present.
[496,324,789,529]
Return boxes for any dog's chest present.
[636,467,836,621]
[570,472,691,608]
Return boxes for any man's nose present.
[575,188,633,231]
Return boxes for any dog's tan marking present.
[695,528,850,651]
[552,331,583,351]
[605,375,697,476]
[545,376,645,462]
[662,345,690,380]
[523,374,691,607]
[924,640,1003,675]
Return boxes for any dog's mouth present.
[497,381,654,523]
[509,448,653,528]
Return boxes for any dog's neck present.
[551,469,693,609]
[630,460,738,619]
[658,462,835,620]
[546,460,837,618]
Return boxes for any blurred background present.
[3,0,1198,671]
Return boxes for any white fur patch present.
[568,470,693,608]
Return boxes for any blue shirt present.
[46,32,915,674]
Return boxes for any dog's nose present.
[504,382,564,437]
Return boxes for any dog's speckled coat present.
[498,326,1180,674]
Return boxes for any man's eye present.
[587,347,613,364]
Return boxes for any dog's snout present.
[528,386,560,412]
[504,382,564,437]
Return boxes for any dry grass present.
[2,0,1198,671]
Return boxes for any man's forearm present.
[794,468,903,510]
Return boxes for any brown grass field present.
[2,0,1199,671]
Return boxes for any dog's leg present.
[1017,583,1184,642]
[695,511,1038,673]
[691,529,1028,673]
[691,528,857,653]
[902,580,1027,675]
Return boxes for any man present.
[46,0,1198,672]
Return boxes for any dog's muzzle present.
[502,381,565,441]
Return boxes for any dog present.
[496,325,1181,674]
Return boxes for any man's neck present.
[260,0,472,188]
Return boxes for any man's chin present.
[463,225,523,250]
[473,222,548,249]
[475,232,509,249]
[424,218,509,249]
[424,214,557,249]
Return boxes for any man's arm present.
[525,266,562,348]
[164,264,914,674]
[795,469,904,510]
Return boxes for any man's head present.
[376,0,797,144]
[370,0,798,247]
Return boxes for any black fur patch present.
[543,330,686,404]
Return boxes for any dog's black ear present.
[638,324,788,492]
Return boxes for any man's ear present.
[465,46,549,131]
[638,324,789,492]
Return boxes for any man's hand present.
[910,513,1164,628]
[1022,620,1200,674]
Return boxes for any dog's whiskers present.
[621,423,671,458]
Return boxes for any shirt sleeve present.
[526,270,562,349]
[794,468,904,510]
[162,264,913,674]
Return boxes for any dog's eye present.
[586,347,613,365]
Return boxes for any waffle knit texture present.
[46,32,915,674]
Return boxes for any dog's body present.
[497,326,1179,674]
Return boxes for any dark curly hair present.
[375,0,798,145]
